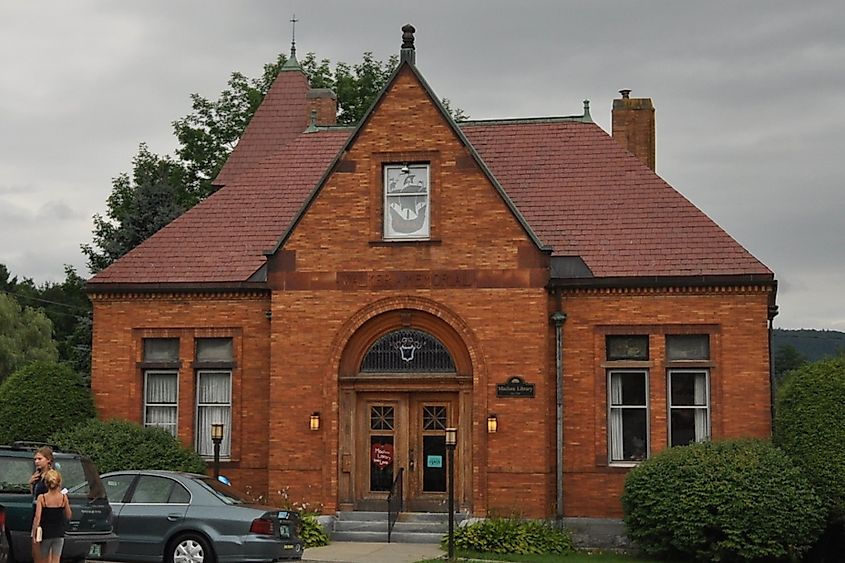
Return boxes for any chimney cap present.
[619,89,631,99]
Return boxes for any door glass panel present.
[422,435,446,492]
[371,406,394,430]
[369,435,394,491]
[423,405,446,430]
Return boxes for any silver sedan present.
[97,470,303,563]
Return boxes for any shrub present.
[298,513,330,548]
[0,360,94,443]
[622,438,824,562]
[774,355,845,560]
[774,355,845,517]
[49,418,206,474]
[449,517,573,555]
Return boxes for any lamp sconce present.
[264,309,272,320]
[211,422,224,443]
[487,414,498,434]
[310,412,321,431]
[445,427,457,447]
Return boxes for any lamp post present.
[445,427,457,561]
[211,423,224,480]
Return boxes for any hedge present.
[622,438,824,562]
[0,360,94,444]
[50,418,206,474]
[449,517,573,555]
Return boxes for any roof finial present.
[290,14,298,59]
[582,100,593,123]
[400,23,416,65]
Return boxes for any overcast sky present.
[1,1,842,330]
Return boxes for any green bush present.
[449,517,573,555]
[298,513,330,548]
[49,418,206,474]
[622,438,824,562]
[774,355,845,517]
[0,360,94,443]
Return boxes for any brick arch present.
[332,296,481,378]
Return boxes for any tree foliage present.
[774,343,808,383]
[0,292,59,384]
[0,360,94,443]
[1,264,91,379]
[622,438,824,562]
[83,50,465,274]
[50,418,206,474]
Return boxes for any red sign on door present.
[371,443,394,469]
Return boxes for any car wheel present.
[166,533,215,563]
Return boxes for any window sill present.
[608,461,644,469]
[369,239,442,247]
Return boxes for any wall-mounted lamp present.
[310,412,321,431]
[400,162,410,174]
[445,427,457,448]
[487,414,498,434]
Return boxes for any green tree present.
[774,343,808,382]
[0,360,94,443]
[0,292,59,384]
[1,264,93,379]
[84,51,465,274]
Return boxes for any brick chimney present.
[612,89,655,171]
[307,88,337,126]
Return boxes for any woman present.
[32,469,72,563]
[29,446,54,563]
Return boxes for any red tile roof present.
[462,120,771,277]
[90,73,771,286]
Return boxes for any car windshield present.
[192,476,252,505]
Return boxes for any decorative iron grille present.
[423,406,447,431]
[360,329,456,373]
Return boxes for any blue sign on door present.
[427,455,443,468]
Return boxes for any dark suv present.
[0,443,116,562]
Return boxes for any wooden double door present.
[355,392,458,511]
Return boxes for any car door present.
[111,475,189,560]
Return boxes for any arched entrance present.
[337,309,473,512]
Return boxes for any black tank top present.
[39,499,67,539]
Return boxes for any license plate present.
[88,543,102,558]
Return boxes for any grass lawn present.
[417,549,661,562]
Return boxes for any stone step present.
[331,529,444,544]
[334,519,447,533]
[331,511,465,544]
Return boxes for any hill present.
[773,328,845,362]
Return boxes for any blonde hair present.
[42,469,62,490]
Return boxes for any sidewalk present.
[302,541,443,563]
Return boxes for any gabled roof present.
[89,55,772,288]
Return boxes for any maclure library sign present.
[496,376,535,398]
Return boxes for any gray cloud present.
[0,0,842,329]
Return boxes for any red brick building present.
[88,26,776,520]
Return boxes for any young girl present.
[32,469,72,563]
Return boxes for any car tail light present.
[0,509,5,530]
[250,517,275,535]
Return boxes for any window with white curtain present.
[144,371,178,436]
[608,370,648,463]
[668,370,710,446]
[196,370,231,457]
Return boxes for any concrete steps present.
[331,511,464,543]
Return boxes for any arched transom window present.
[360,329,456,373]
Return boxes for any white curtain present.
[145,372,177,436]
[609,374,624,461]
[197,371,231,457]
[694,372,709,441]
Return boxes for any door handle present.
[409,449,415,471]
[167,513,182,521]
